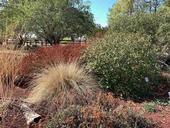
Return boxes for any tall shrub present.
[84,33,160,99]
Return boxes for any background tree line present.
[0,0,96,46]
[108,0,170,52]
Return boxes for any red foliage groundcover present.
[20,44,88,75]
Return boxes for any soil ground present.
[0,87,169,128]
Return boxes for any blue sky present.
[89,0,116,26]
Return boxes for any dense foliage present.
[109,13,160,37]
[156,13,170,48]
[108,0,165,18]
[84,33,160,99]
[0,0,95,45]
[108,0,170,52]
[108,14,170,56]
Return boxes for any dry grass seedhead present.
[0,51,25,128]
[0,51,24,99]
[26,62,98,104]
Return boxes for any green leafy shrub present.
[84,33,160,99]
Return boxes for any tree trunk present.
[154,0,158,13]
[149,1,152,13]
[16,35,24,48]
[45,34,61,45]
[45,38,53,45]
[54,35,61,45]
[51,35,56,44]
[55,38,60,44]
[71,35,75,42]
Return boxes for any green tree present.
[108,0,164,21]
[159,0,170,13]
[108,13,161,40]
[145,0,165,13]
[108,0,170,52]
[108,0,134,17]
[165,0,170,6]
[0,0,39,45]
[30,0,95,44]
[0,0,95,45]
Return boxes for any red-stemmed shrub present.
[45,92,156,128]
[20,44,87,75]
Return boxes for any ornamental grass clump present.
[20,44,87,75]
[0,52,24,98]
[84,33,161,100]
[26,62,97,104]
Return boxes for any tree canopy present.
[108,0,170,52]
[108,0,165,20]
[0,0,95,45]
